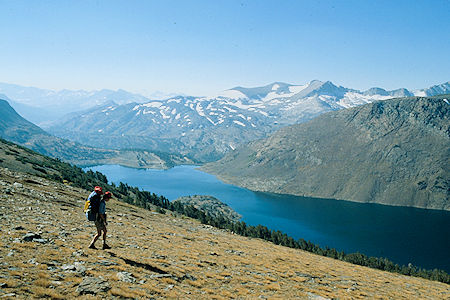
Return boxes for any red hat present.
[104,191,112,199]
[94,186,103,194]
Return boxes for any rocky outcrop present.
[76,277,110,295]
[202,96,450,210]
[173,195,242,222]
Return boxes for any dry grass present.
[0,167,449,299]
[30,286,65,299]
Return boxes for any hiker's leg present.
[89,228,101,247]
[102,227,111,249]
[102,227,107,244]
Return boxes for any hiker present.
[88,187,112,249]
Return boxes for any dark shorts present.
[95,219,106,231]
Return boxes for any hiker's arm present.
[100,213,107,225]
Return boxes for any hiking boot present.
[102,244,111,250]
[88,244,97,249]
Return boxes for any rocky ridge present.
[1,167,449,299]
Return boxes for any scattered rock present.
[61,264,77,271]
[307,292,330,300]
[76,277,110,295]
[149,274,175,280]
[22,233,41,242]
[226,249,244,256]
[1,293,16,298]
[61,262,86,275]
[72,250,87,257]
[296,272,318,279]
[116,272,136,283]
[74,262,86,274]
[50,281,62,287]
[96,260,118,267]
[180,274,197,281]
[33,238,48,244]
[12,182,23,189]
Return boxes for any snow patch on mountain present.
[46,80,450,162]
[338,92,392,108]
[211,89,248,100]
[196,102,206,117]
[233,120,246,127]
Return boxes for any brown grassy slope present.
[0,167,449,299]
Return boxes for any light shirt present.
[99,200,106,214]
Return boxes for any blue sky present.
[0,0,449,96]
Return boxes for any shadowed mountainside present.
[202,95,450,210]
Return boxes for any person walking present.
[89,190,112,249]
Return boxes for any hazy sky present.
[0,0,449,96]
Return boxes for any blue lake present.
[87,164,450,272]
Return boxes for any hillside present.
[46,81,450,162]
[202,95,450,210]
[0,99,193,169]
[0,144,449,298]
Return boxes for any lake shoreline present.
[88,163,450,212]
[85,164,450,273]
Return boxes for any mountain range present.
[0,98,192,168]
[1,80,449,210]
[0,82,152,126]
[39,80,450,162]
[202,95,450,210]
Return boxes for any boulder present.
[116,272,136,283]
[76,277,110,295]
[22,233,41,242]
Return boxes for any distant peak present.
[309,79,325,85]
[0,93,11,101]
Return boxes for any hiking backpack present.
[84,191,101,221]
